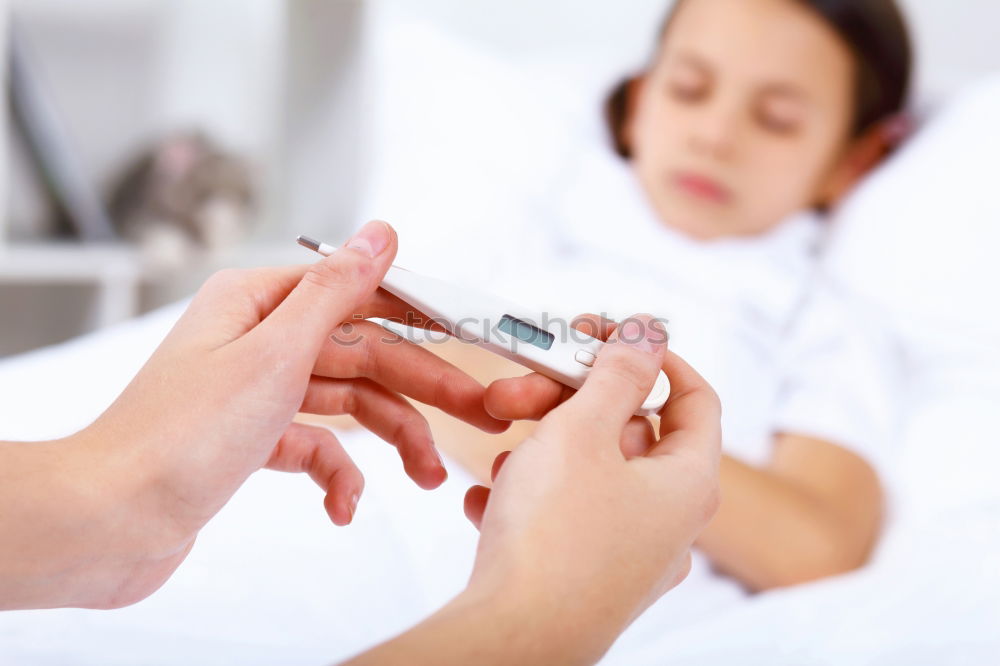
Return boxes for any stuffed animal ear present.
[153,134,207,179]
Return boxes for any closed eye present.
[756,109,800,135]
[755,95,805,136]
[669,79,708,103]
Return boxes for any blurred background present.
[1,0,998,356]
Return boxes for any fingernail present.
[433,448,449,479]
[346,220,391,258]
[618,317,666,355]
[349,492,360,520]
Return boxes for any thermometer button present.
[574,350,597,367]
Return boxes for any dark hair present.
[606,0,914,158]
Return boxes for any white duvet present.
[1,297,994,665]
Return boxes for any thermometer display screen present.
[498,315,554,351]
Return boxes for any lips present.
[672,171,733,204]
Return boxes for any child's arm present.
[695,433,882,591]
[468,316,886,593]
[386,325,884,592]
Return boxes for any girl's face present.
[628,0,857,239]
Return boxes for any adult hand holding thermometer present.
[297,235,671,417]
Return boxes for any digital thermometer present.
[297,235,670,417]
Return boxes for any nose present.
[687,97,740,161]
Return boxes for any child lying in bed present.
[391,0,914,596]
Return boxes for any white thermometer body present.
[298,236,670,417]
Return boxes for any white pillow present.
[826,75,1000,337]
[824,75,1000,516]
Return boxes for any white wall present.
[0,0,8,246]
[5,0,998,242]
[903,0,1000,100]
[378,0,1000,104]
[155,0,285,162]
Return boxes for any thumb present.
[257,220,397,352]
[552,314,668,447]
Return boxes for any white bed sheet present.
[1,292,997,666]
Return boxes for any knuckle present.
[601,349,657,396]
[355,326,379,377]
[570,313,604,338]
[433,367,470,408]
[702,483,722,524]
[677,553,693,583]
[331,454,362,486]
[389,419,408,450]
[549,404,603,441]
[303,255,373,292]
[706,385,723,416]
[331,323,375,376]
[391,411,430,452]
[204,267,249,293]
[342,382,361,415]
[682,458,723,526]
[406,413,432,445]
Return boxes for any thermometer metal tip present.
[296,235,322,253]
[297,235,339,257]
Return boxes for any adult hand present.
[3,220,508,610]
[466,315,721,662]
[352,315,722,664]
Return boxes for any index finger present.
[648,351,722,462]
[482,313,617,421]
[484,373,574,421]
[314,320,510,434]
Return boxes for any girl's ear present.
[818,115,913,208]
[622,75,647,157]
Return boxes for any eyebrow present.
[758,83,810,103]
[666,49,816,105]
[669,51,711,73]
